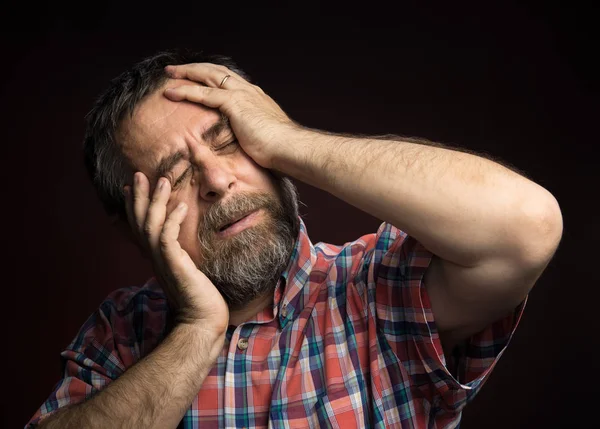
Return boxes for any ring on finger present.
[219,74,231,88]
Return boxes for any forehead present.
[117,78,220,172]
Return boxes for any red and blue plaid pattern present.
[27,218,525,428]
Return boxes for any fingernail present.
[158,179,165,190]
[177,202,187,210]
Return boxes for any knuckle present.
[142,223,153,237]
[159,234,171,252]
[131,190,142,203]
[186,85,205,97]
[150,192,162,204]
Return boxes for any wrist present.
[174,319,227,353]
[270,125,320,175]
[271,126,343,191]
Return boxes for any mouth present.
[216,209,261,236]
[218,212,250,231]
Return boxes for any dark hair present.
[82,49,250,223]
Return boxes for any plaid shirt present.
[27,218,525,428]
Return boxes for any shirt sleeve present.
[24,302,127,428]
[369,222,527,415]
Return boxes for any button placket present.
[224,326,242,429]
[224,324,254,428]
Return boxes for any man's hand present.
[163,63,299,169]
[124,173,229,333]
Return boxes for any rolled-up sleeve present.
[370,221,526,415]
[25,306,126,428]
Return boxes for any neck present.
[228,291,274,326]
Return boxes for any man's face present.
[117,79,298,308]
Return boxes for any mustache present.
[199,191,276,234]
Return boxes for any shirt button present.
[281,304,288,318]
[237,338,249,351]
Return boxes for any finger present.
[160,202,191,271]
[132,172,151,239]
[143,177,171,257]
[203,63,248,88]
[165,63,247,88]
[160,202,211,287]
[164,85,230,110]
[165,63,244,84]
[160,202,187,252]
[205,63,248,83]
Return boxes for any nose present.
[197,157,236,202]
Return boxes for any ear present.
[111,216,151,260]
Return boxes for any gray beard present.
[195,177,300,310]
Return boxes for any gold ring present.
[219,74,231,88]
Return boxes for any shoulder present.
[71,277,170,364]
[99,277,167,317]
[313,222,424,277]
[309,222,421,303]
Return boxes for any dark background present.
[3,2,597,428]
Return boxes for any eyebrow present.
[154,116,232,180]
[201,115,231,145]
[156,150,187,180]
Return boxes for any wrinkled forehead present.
[117,78,219,170]
[122,78,208,135]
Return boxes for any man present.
[26,49,563,428]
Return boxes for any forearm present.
[275,128,560,267]
[38,323,224,429]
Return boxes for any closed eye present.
[172,141,238,188]
[173,166,193,188]
[217,139,238,152]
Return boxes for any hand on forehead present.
[134,78,214,126]
[165,77,207,90]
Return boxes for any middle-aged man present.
[27,50,563,428]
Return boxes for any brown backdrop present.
[4,2,597,428]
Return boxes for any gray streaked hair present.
[82,49,250,222]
